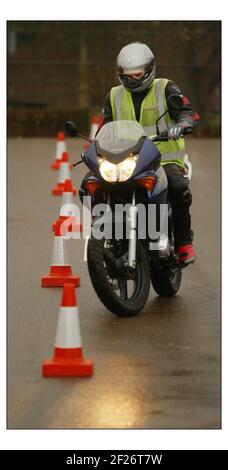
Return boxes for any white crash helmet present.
[117,42,156,93]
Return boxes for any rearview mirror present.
[65,121,78,137]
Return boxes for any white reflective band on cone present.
[89,123,99,140]
[58,163,71,183]
[60,202,77,217]
[51,236,70,266]
[61,192,74,206]
[56,141,67,160]
[55,306,82,348]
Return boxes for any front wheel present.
[87,238,150,316]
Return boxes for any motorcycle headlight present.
[99,156,137,182]
[118,156,137,182]
[99,160,118,182]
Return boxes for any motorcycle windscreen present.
[96,120,146,155]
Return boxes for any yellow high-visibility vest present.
[110,78,186,167]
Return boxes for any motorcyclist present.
[81,42,200,265]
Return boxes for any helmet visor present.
[118,68,151,90]
[123,68,145,78]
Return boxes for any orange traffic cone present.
[51,132,67,170]
[41,219,80,287]
[42,283,94,377]
[52,163,76,196]
[89,115,100,140]
[52,179,83,233]
[54,151,73,169]
[83,115,100,150]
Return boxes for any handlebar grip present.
[152,127,193,142]
[152,130,169,142]
[183,127,193,135]
[152,136,169,142]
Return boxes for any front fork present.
[128,190,138,269]
[104,191,138,269]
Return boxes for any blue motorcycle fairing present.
[83,137,161,181]
[131,138,161,178]
[151,166,168,198]
[82,138,167,201]
[83,142,101,179]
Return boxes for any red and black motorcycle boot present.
[177,244,196,266]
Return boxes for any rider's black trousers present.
[163,163,193,246]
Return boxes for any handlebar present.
[152,135,169,142]
[151,127,192,142]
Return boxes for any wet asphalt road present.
[7,137,220,429]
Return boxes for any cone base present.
[51,161,60,170]
[52,220,83,232]
[42,358,93,377]
[52,185,64,196]
[41,274,80,287]
[52,186,77,196]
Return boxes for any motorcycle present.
[65,94,192,317]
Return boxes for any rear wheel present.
[87,237,150,316]
[151,264,182,297]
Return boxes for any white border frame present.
[1,0,226,451]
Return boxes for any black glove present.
[168,124,184,140]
